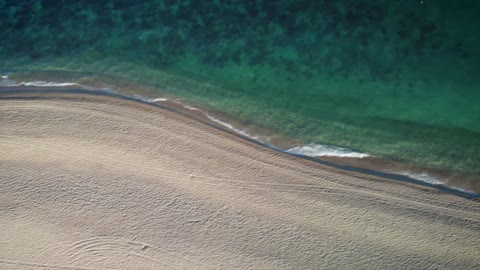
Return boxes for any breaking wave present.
[148,97,168,102]
[287,144,371,158]
[0,76,81,88]
[206,115,259,140]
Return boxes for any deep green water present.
[1,1,479,178]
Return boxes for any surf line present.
[1,87,478,199]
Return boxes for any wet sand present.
[1,90,479,269]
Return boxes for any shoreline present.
[1,85,478,198]
[1,88,479,268]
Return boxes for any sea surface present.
[1,1,479,192]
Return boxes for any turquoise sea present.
[1,1,479,191]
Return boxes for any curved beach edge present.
[1,86,478,199]
[2,87,480,269]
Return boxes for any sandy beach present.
[1,89,479,269]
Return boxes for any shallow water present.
[1,1,479,184]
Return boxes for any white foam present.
[18,81,80,87]
[396,171,474,193]
[448,186,470,193]
[149,97,168,102]
[171,99,199,110]
[287,143,370,158]
[398,171,444,185]
[182,104,199,110]
[128,94,157,102]
[206,114,259,140]
[0,78,82,88]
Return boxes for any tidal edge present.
[1,86,478,200]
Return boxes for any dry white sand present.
[1,91,479,269]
